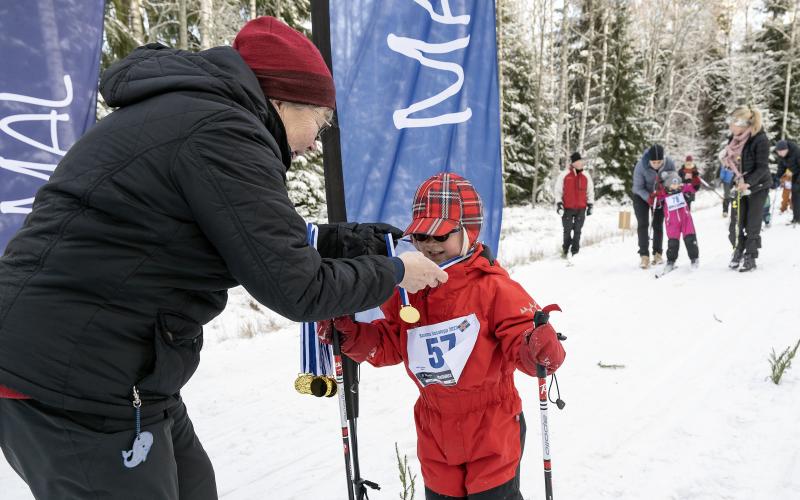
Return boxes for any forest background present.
[101,0,800,212]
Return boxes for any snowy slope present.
[3,193,799,499]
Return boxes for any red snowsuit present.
[339,245,564,497]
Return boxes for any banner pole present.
[310,2,365,498]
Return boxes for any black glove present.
[316,222,404,258]
[586,204,593,216]
[556,202,564,215]
[684,192,695,203]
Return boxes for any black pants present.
[425,414,526,500]
[728,188,768,258]
[792,182,800,222]
[722,183,733,214]
[0,398,216,500]
[666,234,699,263]
[633,196,664,256]
[561,208,586,254]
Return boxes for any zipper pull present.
[131,386,142,438]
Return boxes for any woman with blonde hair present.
[720,105,772,272]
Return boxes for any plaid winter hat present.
[404,173,484,245]
[233,16,336,108]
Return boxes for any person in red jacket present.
[678,155,702,209]
[318,172,566,500]
[555,152,595,258]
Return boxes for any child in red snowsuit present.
[318,173,566,500]
[657,171,699,270]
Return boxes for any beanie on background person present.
[570,152,582,164]
[648,144,665,161]
[775,140,788,151]
[233,16,336,108]
[685,155,693,162]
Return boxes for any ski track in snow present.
[3,193,798,499]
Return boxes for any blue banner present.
[0,0,104,250]
[330,0,503,253]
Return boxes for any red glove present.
[647,192,656,207]
[518,322,566,375]
[316,316,380,363]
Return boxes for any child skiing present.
[554,152,595,259]
[317,172,566,500]
[656,171,699,274]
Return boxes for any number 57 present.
[426,333,456,369]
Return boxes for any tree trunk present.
[250,0,258,20]
[555,0,571,173]
[532,0,547,205]
[200,0,214,50]
[599,3,609,125]
[130,0,144,45]
[179,0,188,50]
[782,0,799,140]
[578,0,595,151]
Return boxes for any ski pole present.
[331,332,356,500]
[532,304,563,500]
[698,177,725,200]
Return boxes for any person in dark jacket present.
[631,144,677,269]
[720,105,771,272]
[678,155,701,209]
[774,139,800,223]
[0,17,447,500]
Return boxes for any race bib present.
[665,193,686,211]
[406,314,480,387]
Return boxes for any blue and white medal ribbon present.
[385,234,476,323]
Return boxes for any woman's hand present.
[736,181,750,193]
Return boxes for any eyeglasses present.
[412,227,461,243]
[311,108,334,141]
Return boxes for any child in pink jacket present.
[657,171,699,271]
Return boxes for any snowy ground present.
[3,192,799,499]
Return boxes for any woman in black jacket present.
[720,105,771,272]
[0,16,447,500]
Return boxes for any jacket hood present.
[100,43,292,168]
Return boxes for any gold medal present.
[399,305,420,324]
[293,373,314,395]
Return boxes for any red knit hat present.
[233,16,336,108]
[685,155,693,162]
[404,173,484,246]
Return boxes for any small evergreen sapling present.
[395,442,416,500]
[768,338,800,385]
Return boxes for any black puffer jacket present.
[738,128,771,194]
[777,140,800,184]
[0,44,396,418]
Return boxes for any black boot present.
[729,249,743,269]
[739,255,757,272]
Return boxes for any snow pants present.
[728,188,769,258]
[633,195,664,256]
[415,397,526,499]
[666,235,699,263]
[561,208,586,255]
[0,398,216,500]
